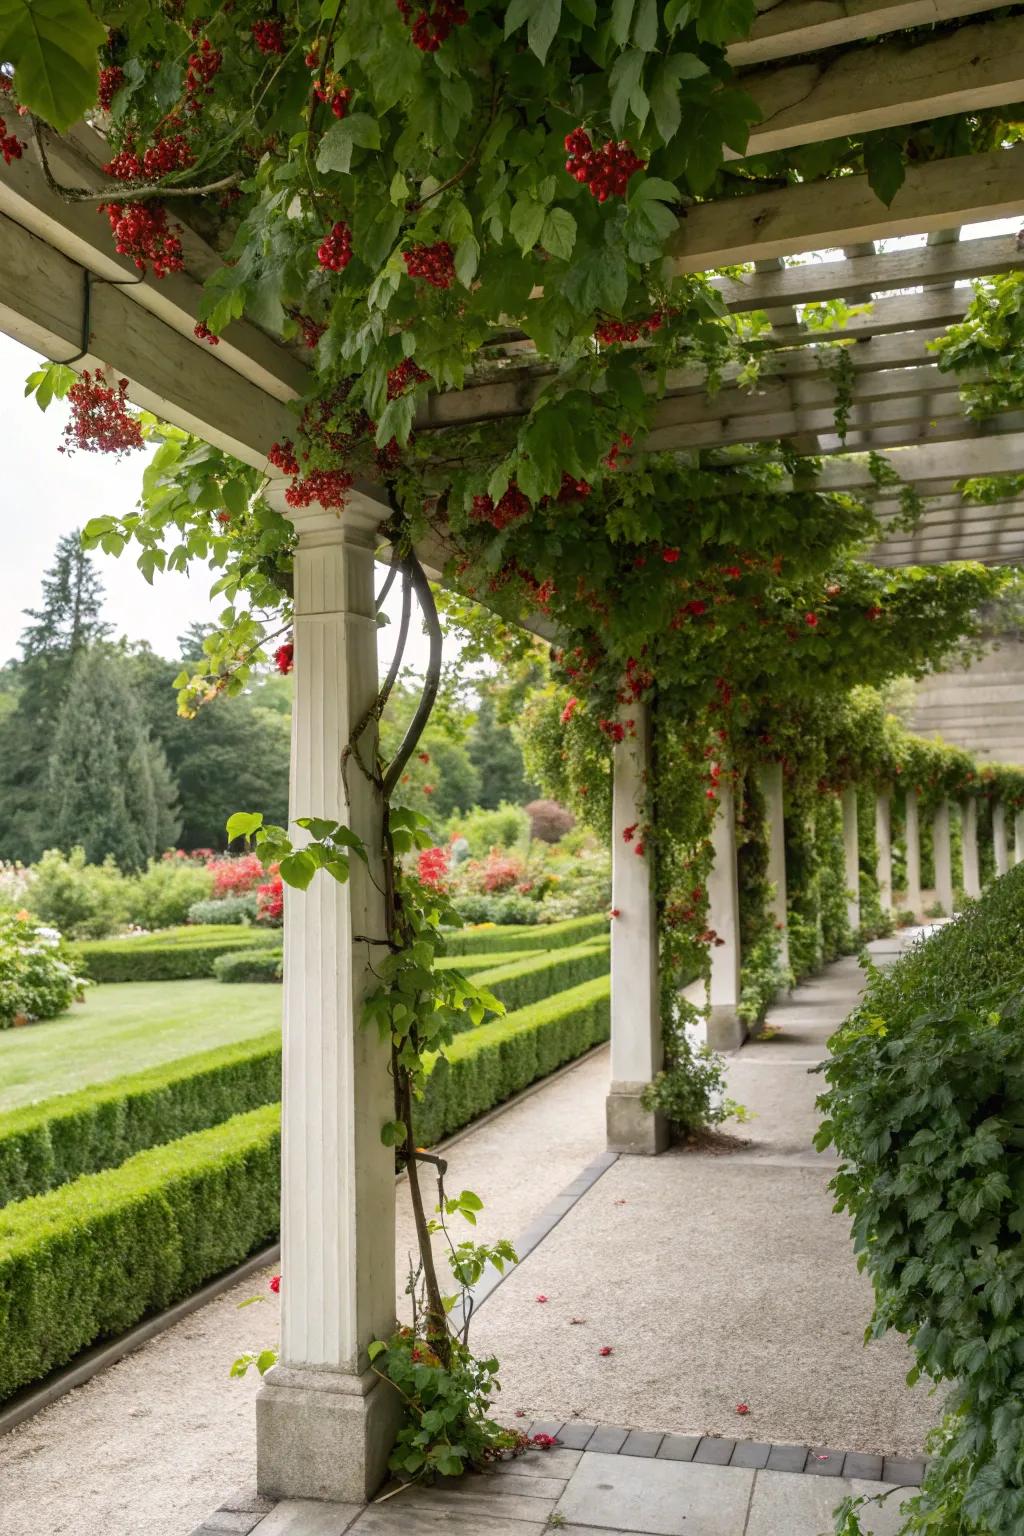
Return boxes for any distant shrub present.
[125,859,214,930]
[0,863,34,917]
[214,948,283,983]
[28,848,128,940]
[0,913,87,1028]
[208,853,266,898]
[451,803,530,859]
[525,799,575,844]
[187,895,258,926]
[454,893,541,926]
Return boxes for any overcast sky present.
[0,330,430,672]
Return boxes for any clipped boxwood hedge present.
[72,925,281,982]
[0,1105,279,1404]
[441,912,607,957]
[213,949,284,984]
[470,938,608,1020]
[0,1032,281,1207]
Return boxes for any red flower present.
[609,908,621,919]
[531,1433,558,1448]
[275,642,294,675]
[536,1294,548,1304]
[804,612,819,628]
[269,1275,281,1293]
[866,605,883,621]
[622,823,637,843]
[735,1403,750,1416]
[684,599,707,618]
[663,547,680,564]
[561,697,579,725]
[598,1346,614,1357]
[634,842,645,857]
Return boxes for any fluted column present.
[841,786,860,934]
[993,802,1009,877]
[707,777,743,1051]
[933,798,954,916]
[875,790,893,913]
[962,797,981,900]
[607,700,667,1155]
[257,512,399,1503]
[761,762,790,974]
[1015,809,1024,866]
[904,789,922,916]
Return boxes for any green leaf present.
[503,0,532,37]
[367,1339,387,1361]
[226,811,264,842]
[0,0,105,131]
[609,0,635,47]
[255,1349,278,1375]
[221,479,248,516]
[528,0,561,62]
[454,235,480,287]
[540,207,577,261]
[864,136,907,208]
[316,112,380,175]
[509,197,546,255]
[650,54,709,144]
[632,0,658,50]
[664,0,691,29]
[564,0,595,19]
[280,850,317,889]
[380,1119,408,1147]
[609,48,648,135]
[295,816,338,840]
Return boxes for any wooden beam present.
[712,231,1023,312]
[815,412,1024,454]
[764,289,974,345]
[735,15,1024,158]
[729,0,1002,67]
[671,148,1024,271]
[813,431,1024,490]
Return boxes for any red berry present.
[274,643,293,676]
[59,371,143,458]
[97,201,184,278]
[251,18,287,54]
[403,241,455,289]
[317,221,352,272]
[194,320,219,345]
[268,439,300,475]
[387,357,430,399]
[98,65,125,113]
[564,127,646,202]
[396,0,468,51]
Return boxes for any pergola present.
[3,0,1024,1506]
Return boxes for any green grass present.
[0,980,281,1113]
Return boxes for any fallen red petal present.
[599,1346,614,1357]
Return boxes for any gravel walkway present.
[0,953,935,1534]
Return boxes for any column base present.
[256,1363,401,1505]
[606,1084,668,1155]
[706,1005,747,1053]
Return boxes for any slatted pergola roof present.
[2,0,1024,568]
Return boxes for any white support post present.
[904,789,922,917]
[760,762,790,976]
[607,701,667,1155]
[841,786,860,934]
[875,790,893,914]
[256,512,400,1504]
[1015,809,1024,867]
[993,802,1009,877]
[707,776,744,1052]
[962,798,981,900]
[933,798,954,916]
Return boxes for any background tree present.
[467,692,537,810]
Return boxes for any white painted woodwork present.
[842,787,861,932]
[761,762,790,973]
[875,792,894,913]
[730,0,1002,66]
[994,802,1009,876]
[708,778,742,1014]
[734,16,1024,159]
[962,797,981,898]
[1016,811,1024,866]
[609,703,661,1090]
[671,147,1024,271]
[904,789,922,915]
[933,799,955,914]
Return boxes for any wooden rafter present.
[729,0,1003,66]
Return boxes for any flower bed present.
[0,913,87,1028]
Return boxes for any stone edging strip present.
[523,1418,927,1487]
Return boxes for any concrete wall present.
[911,639,1024,764]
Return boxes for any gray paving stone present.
[197,1514,264,1534]
[252,1500,362,1535]
[528,1419,564,1440]
[656,1434,700,1462]
[747,1473,913,1536]
[693,1436,735,1465]
[883,1456,926,1486]
[729,1440,771,1469]
[376,1485,556,1523]
[349,1502,546,1535]
[843,1452,885,1482]
[555,1421,597,1450]
[554,1450,754,1536]
[620,1430,664,1458]
[220,1489,277,1516]
[805,1447,845,1477]
[492,1448,581,1479]
[586,1424,628,1453]
[765,1443,808,1473]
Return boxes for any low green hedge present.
[441,912,607,956]
[0,1033,280,1207]
[214,949,284,984]
[72,925,281,982]
[471,938,609,1019]
[0,1105,280,1404]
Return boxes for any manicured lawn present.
[0,980,281,1113]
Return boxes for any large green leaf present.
[0,0,105,130]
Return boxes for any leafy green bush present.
[0,1033,280,1205]
[71,925,281,982]
[449,802,530,859]
[125,859,215,930]
[0,912,88,1029]
[442,912,606,956]
[0,1105,280,1404]
[454,892,541,926]
[214,948,283,984]
[28,847,128,940]
[188,895,258,926]
[818,864,1024,1534]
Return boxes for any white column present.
[607,700,666,1155]
[760,762,790,975]
[905,788,922,916]
[962,798,981,899]
[841,786,860,934]
[257,513,400,1504]
[993,801,1009,877]
[707,776,743,1051]
[1015,809,1024,866]
[875,790,893,914]
[933,798,954,916]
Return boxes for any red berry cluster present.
[314,77,352,119]
[603,431,633,470]
[0,115,24,165]
[251,18,286,53]
[403,242,454,289]
[105,133,195,183]
[268,439,300,475]
[396,0,468,52]
[386,358,429,400]
[60,371,144,458]
[284,468,354,510]
[185,38,222,107]
[470,484,531,531]
[290,311,326,348]
[555,473,591,504]
[98,65,125,112]
[194,321,219,345]
[564,128,646,202]
[317,221,352,271]
[274,641,294,675]
[98,201,184,278]
[594,313,663,346]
